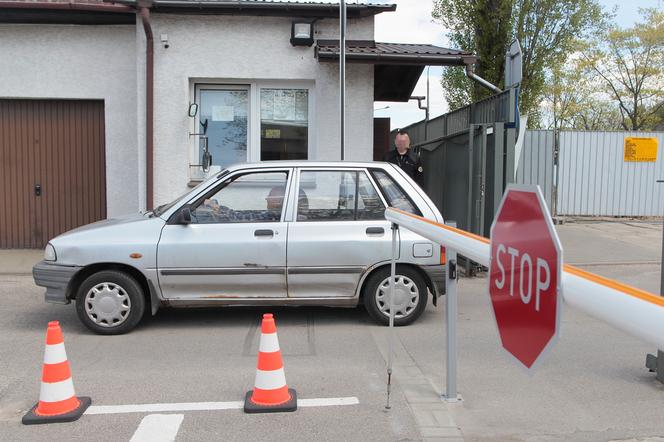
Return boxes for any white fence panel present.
[516,130,555,211]
[557,131,664,216]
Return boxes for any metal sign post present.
[339,0,346,161]
[442,248,460,402]
[646,180,664,382]
[386,223,398,409]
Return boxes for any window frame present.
[189,80,315,181]
[186,168,293,224]
[193,84,251,177]
[291,167,389,223]
[258,86,312,161]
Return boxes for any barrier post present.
[385,223,398,409]
[646,180,664,383]
[442,248,460,402]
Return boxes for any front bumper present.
[421,264,446,297]
[33,261,82,304]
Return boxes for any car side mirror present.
[177,206,192,225]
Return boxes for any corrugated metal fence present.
[516,130,664,217]
[557,131,664,216]
[517,130,555,211]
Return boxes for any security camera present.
[160,33,169,49]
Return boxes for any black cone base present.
[244,389,297,413]
[22,396,91,425]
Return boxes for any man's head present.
[395,129,410,154]
[266,186,285,210]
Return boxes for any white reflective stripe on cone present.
[254,368,286,390]
[258,333,280,353]
[39,378,76,403]
[43,343,68,365]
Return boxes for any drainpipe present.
[138,1,154,211]
[465,63,502,94]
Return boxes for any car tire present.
[75,270,146,335]
[363,266,428,326]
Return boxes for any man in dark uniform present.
[383,129,424,186]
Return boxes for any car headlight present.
[44,243,57,262]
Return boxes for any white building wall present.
[148,14,376,206]
[0,25,140,217]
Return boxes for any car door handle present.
[254,229,274,237]
[366,227,384,235]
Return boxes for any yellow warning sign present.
[624,137,658,162]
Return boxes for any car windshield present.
[152,170,229,217]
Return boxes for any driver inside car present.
[266,186,285,213]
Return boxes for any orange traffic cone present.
[244,313,297,413]
[22,321,91,425]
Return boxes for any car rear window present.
[370,169,422,216]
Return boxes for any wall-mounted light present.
[290,20,314,47]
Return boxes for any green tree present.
[433,0,605,126]
[433,0,513,108]
[581,8,664,130]
[543,55,621,130]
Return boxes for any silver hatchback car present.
[33,162,445,334]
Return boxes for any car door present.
[286,168,395,298]
[157,169,291,300]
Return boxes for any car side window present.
[191,171,288,224]
[356,172,386,220]
[370,169,422,216]
[297,170,385,221]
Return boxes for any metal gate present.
[397,88,518,237]
[0,99,106,248]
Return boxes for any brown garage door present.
[0,99,106,249]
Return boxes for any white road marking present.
[130,414,184,442]
[298,397,359,407]
[85,396,359,415]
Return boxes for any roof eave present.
[108,1,396,18]
[317,51,478,67]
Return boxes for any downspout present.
[465,63,502,94]
[138,2,154,211]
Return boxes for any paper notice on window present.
[212,105,234,122]
[624,137,658,162]
[265,129,281,139]
[261,89,308,122]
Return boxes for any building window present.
[198,88,249,169]
[260,88,308,161]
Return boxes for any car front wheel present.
[363,266,428,326]
[75,270,145,335]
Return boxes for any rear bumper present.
[33,261,81,305]
[421,264,446,297]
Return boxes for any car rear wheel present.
[363,266,428,326]
[75,270,145,335]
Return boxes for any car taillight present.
[440,246,446,265]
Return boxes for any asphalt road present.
[1,220,663,441]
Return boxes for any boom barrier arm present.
[385,207,664,350]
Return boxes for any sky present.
[370,0,664,129]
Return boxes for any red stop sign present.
[489,185,562,370]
